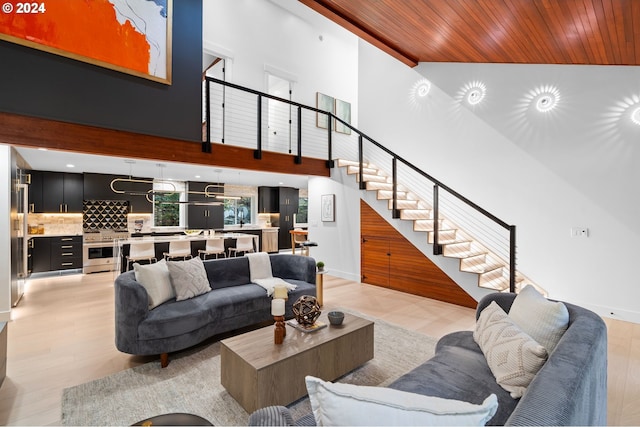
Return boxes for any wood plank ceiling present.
[299,0,640,67]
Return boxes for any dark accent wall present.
[0,0,202,142]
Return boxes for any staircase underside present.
[338,159,545,296]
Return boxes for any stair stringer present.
[333,165,495,304]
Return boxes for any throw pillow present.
[133,259,174,309]
[305,376,498,426]
[474,301,548,398]
[166,257,211,301]
[508,285,569,353]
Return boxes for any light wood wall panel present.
[360,200,477,309]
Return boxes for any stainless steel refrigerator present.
[10,159,27,307]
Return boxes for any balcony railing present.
[204,77,517,292]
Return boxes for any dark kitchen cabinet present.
[259,187,299,249]
[186,181,224,229]
[83,173,152,213]
[33,171,83,213]
[278,187,299,249]
[50,236,82,271]
[30,237,51,273]
[258,186,278,213]
[27,170,44,213]
[31,235,82,273]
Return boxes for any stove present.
[83,230,130,273]
[83,230,130,243]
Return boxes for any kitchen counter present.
[117,232,260,245]
[115,232,263,273]
[28,233,82,238]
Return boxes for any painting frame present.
[316,92,335,129]
[334,98,352,134]
[0,0,173,85]
[321,194,335,222]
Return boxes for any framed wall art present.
[316,92,334,129]
[0,0,173,84]
[334,98,351,134]
[321,194,335,222]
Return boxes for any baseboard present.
[323,269,360,283]
[580,302,640,325]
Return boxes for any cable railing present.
[204,77,517,292]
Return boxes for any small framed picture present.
[316,92,335,129]
[321,194,335,222]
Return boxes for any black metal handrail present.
[204,77,517,292]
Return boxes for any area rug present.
[61,310,438,426]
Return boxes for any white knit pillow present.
[508,285,569,353]
[474,301,548,398]
[305,376,498,426]
[133,259,174,309]
[167,257,211,301]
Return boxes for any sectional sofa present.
[114,253,316,367]
[249,290,607,426]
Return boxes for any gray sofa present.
[115,254,316,367]
[249,292,607,426]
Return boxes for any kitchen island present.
[115,232,261,273]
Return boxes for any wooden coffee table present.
[220,312,374,413]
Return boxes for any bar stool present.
[163,240,193,261]
[126,241,157,271]
[198,238,226,260]
[292,229,308,255]
[301,241,318,256]
[228,236,255,257]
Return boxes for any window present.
[224,197,252,226]
[294,196,308,227]
[153,181,186,227]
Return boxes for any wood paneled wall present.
[360,200,477,309]
[0,112,330,178]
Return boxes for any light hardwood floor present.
[0,271,638,425]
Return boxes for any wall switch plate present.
[570,227,589,237]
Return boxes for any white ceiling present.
[15,146,309,189]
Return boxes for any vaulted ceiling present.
[299,0,640,67]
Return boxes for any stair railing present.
[205,77,517,292]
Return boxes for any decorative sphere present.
[292,295,321,326]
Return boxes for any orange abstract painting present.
[0,0,172,84]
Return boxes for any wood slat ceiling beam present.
[299,0,639,66]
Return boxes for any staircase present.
[338,159,545,295]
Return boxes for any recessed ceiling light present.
[631,106,640,126]
[195,175,201,179]
[37,147,48,151]
[66,164,75,168]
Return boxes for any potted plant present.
[316,261,325,271]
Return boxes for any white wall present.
[0,145,11,321]
[356,40,640,323]
[203,0,358,123]
[307,175,360,282]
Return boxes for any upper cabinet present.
[83,173,153,213]
[186,181,224,230]
[259,186,300,249]
[258,186,279,213]
[29,171,83,213]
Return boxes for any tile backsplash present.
[28,213,82,235]
[83,200,129,231]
